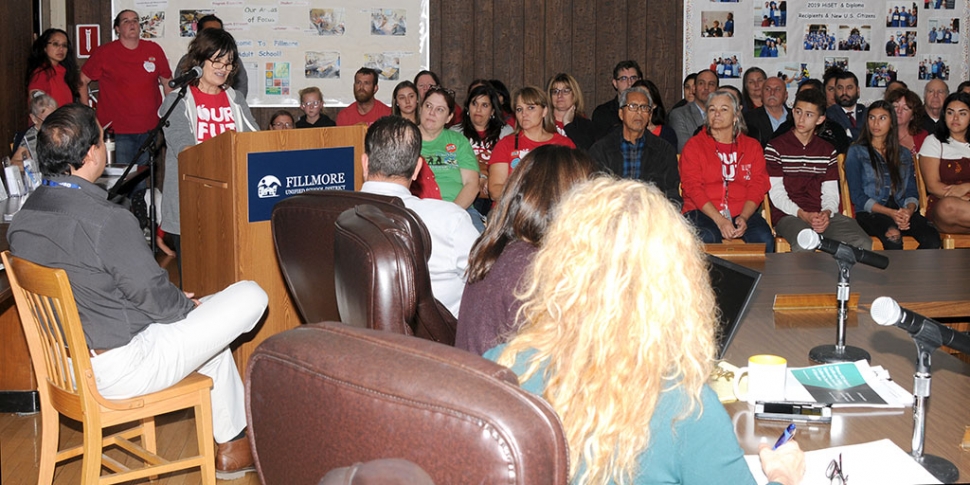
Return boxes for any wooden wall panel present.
[544,0,571,77]
[571,0,598,117]
[521,0,546,88]
[471,0,496,82]
[0,0,35,158]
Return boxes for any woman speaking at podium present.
[159,28,258,256]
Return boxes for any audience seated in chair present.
[919,92,970,235]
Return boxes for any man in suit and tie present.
[825,70,866,141]
[669,69,719,153]
[744,76,793,148]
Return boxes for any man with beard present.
[824,70,866,141]
[336,67,392,126]
[669,69,719,153]
[744,76,793,148]
[588,87,681,205]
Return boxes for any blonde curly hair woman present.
[485,178,803,485]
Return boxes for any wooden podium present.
[178,126,366,372]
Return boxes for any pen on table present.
[772,423,797,450]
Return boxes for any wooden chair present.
[837,153,919,250]
[1,251,216,485]
[763,193,791,253]
[914,154,970,249]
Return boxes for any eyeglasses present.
[272,122,293,129]
[551,88,573,96]
[623,103,652,113]
[301,101,322,107]
[825,453,848,485]
[47,41,68,49]
[616,75,640,83]
[426,86,455,97]
[207,58,234,71]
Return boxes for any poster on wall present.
[114,0,430,108]
[684,0,969,103]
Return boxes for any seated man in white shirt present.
[360,116,479,317]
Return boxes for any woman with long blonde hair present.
[486,178,803,485]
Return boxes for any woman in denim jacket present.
[845,100,941,249]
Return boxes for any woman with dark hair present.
[846,100,939,248]
[547,73,597,149]
[452,83,513,215]
[267,110,295,130]
[741,67,767,112]
[26,28,87,108]
[886,89,928,156]
[159,28,258,254]
[489,79,515,126]
[680,89,774,251]
[456,145,596,355]
[414,69,462,126]
[488,87,575,200]
[391,80,419,123]
[634,79,678,149]
[918,92,970,234]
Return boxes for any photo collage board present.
[685,0,969,103]
[116,0,430,107]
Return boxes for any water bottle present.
[104,128,116,165]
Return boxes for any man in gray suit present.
[668,69,718,153]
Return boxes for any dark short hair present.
[422,86,456,115]
[612,60,643,80]
[391,80,418,116]
[267,110,295,129]
[114,9,137,28]
[935,92,970,143]
[356,67,380,85]
[833,69,858,87]
[822,66,843,86]
[793,88,826,115]
[197,14,223,29]
[37,104,102,176]
[958,80,970,93]
[364,116,421,179]
[798,78,824,93]
[683,72,698,88]
[186,28,239,89]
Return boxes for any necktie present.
[847,110,856,128]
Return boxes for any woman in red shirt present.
[488,86,575,200]
[26,28,87,110]
[680,88,773,251]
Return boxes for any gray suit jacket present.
[668,102,706,153]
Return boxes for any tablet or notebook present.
[706,254,762,359]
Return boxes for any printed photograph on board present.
[371,9,407,36]
[754,0,787,27]
[803,24,836,50]
[928,19,960,44]
[885,30,918,56]
[885,3,918,27]
[179,10,215,37]
[363,53,401,81]
[918,55,950,80]
[824,57,849,71]
[866,62,897,88]
[777,63,809,88]
[837,25,871,51]
[701,11,735,37]
[139,11,165,39]
[310,8,346,36]
[755,31,787,57]
[306,51,340,79]
[925,0,955,10]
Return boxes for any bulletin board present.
[684,0,969,104]
[114,0,430,108]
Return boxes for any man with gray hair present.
[923,78,948,132]
[588,87,681,205]
[359,116,478,318]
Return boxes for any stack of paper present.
[784,360,912,408]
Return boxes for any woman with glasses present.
[268,110,296,130]
[486,177,805,485]
[488,86,575,200]
[159,28,258,256]
[547,73,596,150]
[295,86,335,128]
[26,28,87,108]
[418,86,484,229]
[846,100,939,248]
[680,88,774,251]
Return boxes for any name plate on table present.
[247,147,355,222]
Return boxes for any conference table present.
[723,250,970,479]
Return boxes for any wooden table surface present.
[724,250,970,479]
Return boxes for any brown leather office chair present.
[246,322,569,485]
[271,191,404,323]
[333,203,457,344]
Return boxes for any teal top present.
[484,344,767,485]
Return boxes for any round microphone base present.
[917,454,959,483]
[808,344,871,364]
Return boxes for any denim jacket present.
[844,144,919,214]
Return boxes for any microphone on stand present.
[797,229,889,269]
[871,296,970,354]
[168,66,203,89]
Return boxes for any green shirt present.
[421,130,479,202]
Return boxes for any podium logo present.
[257,175,282,198]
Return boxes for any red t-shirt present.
[28,64,73,109]
[81,40,172,134]
[335,100,392,126]
[488,132,575,175]
[190,86,235,142]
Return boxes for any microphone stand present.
[908,337,959,483]
[109,84,190,254]
[808,245,872,363]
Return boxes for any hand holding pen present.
[759,423,806,485]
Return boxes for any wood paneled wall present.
[0,0,36,158]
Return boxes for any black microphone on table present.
[871,296,970,355]
[796,229,889,269]
[168,66,203,89]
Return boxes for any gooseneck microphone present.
[168,66,204,89]
[871,296,970,354]
[796,229,889,269]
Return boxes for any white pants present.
[90,280,268,443]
